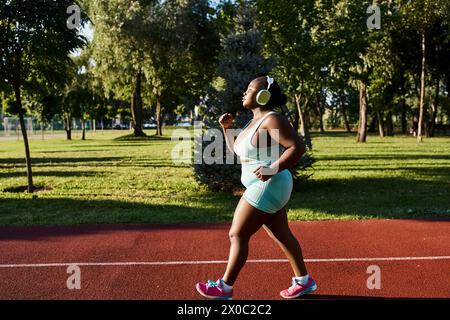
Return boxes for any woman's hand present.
[253,165,277,182]
[218,113,234,129]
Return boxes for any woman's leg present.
[263,207,308,276]
[222,196,273,286]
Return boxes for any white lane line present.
[1,256,450,268]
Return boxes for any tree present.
[145,0,219,136]
[29,91,61,139]
[0,0,87,192]
[399,0,450,142]
[89,0,218,137]
[324,1,374,143]
[63,54,98,141]
[257,0,333,149]
[207,3,273,122]
[365,7,400,137]
[88,0,149,137]
[193,2,274,192]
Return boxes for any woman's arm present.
[253,114,306,181]
[223,128,237,154]
[219,113,236,154]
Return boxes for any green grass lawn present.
[1,128,450,225]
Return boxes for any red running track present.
[0,219,449,300]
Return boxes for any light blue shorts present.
[240,162,293,214]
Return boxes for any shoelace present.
[207,280,219,288]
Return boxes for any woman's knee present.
[228,229,250,243]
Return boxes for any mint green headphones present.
[256,76,274,106]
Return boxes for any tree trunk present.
[305,110,311,133]
[342,106,351,133]
[386,111,394,136]
[377,111,385,137]
[295,93,312,150]
[316,92,324,132]
[64,115,72,140]
[340,93,352,133]
[400,99,407,134]
[417,32,426,142]
[427,76,439,137]
[155,98,163,136]
[317,107,324,132]
[14,83,34,193]
[356,81,367,143]
[368,116,376,133]
[81,118,86,140]
[131,69,145,137]
[293,106,299,132]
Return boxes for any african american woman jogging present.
[196,76,317,299]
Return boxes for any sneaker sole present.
[280,282,318,299]
[196,284,233,300]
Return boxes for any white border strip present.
[1,256,450,268]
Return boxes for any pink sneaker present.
[280,277,318,299]
[196,279,233,300]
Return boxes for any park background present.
[1,0,450,225]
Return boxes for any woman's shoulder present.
[262,111,289,129]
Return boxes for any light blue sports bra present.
[233,111,285,164]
